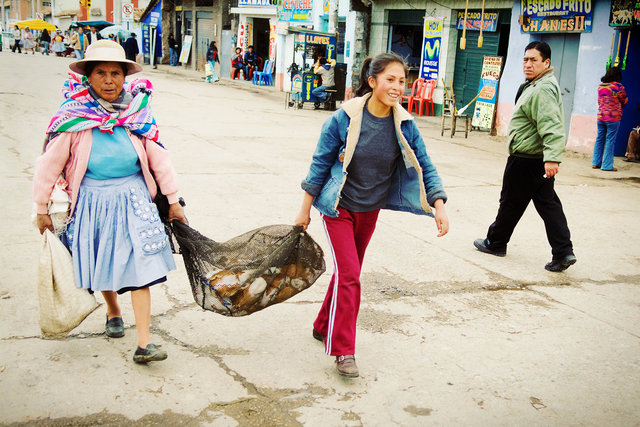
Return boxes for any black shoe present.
[544,254,577,272]
[312,328,325,342]
[133,344,168,364]
[105,316,125,338]
[473,238,506,257]
[313,103,321,110]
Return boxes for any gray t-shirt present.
[339,103,401,212]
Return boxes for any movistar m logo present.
[425,40,440,59]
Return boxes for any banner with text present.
[419,17,443,81]
[520,0,592,32]
[278,0,313,23]
[456,10,499,32]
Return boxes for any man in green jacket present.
[474,41,576,272]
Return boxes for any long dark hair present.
[355,52,408,97]
[601,66,622,83]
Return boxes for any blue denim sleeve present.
[404,120,447,206]
[301,111,345,196]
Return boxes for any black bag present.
[172,222,326,316]
[153,191,185,254]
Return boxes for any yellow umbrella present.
[15,19,57,32]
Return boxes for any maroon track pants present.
[313,207,380,356]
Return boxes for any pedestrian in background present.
[205,41,220,83]
[51,30,65,56]
[22,27,36,54]
[39,28,51,56]
[474,41,576,273]
[33,40,187,364]
[592,66,627,172]
[168,34,179,66]
[624,122,640,162]
[87,26,101,45]
[70,27,88,59]
[124,33,139,62]
[295,52,448,377]
[12,25,22,53]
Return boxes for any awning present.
[15,19,58,31]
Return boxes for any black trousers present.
[12,40,21,53]
[486,155,573,259]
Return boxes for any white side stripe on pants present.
[321,215,339,355]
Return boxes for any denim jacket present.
[301,93,447,218]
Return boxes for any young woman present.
[205,41,220,83]
[295,52,449,377]
[592,66,627,171]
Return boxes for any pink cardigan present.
[33,129,179,215]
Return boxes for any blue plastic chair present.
[255,60,274,86]
[252,60,269,85]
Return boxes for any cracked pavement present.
[1,53,639,426]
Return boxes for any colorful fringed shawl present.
[47,73,163,146]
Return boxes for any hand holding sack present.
[38,230,99,338]
[172,222,326,316]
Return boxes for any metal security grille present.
[196,11,213,71]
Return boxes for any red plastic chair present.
[403,78,424,112]
[409,79,436,116]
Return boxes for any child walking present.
[295,53,449,377]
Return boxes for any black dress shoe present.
[545,255,577,272]
[313,102,321,110]
[105,316,125,338]
[473,238,506,257]
[312,328,325,342]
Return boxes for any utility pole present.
[327,0,338,34]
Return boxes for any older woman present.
[34,40,186,364]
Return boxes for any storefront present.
[172,0,223,70]
[140,0,162,66]
[229,0,277,66]
[494,0,638,154]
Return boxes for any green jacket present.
[508,68,566,163]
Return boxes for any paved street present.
[1,52,639,426]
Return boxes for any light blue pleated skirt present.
[65,172,176,294]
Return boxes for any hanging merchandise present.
[614,31,623,67]
[172,222,326,317]
[460,0,469,49]
[478,0,486,47]
[607,32,615,69]
[622,30,630,70]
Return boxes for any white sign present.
[179,35,192,63]
[122,3,134,22]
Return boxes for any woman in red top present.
[592,66,627,171]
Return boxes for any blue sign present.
[520,0,592,32]
[419,18,442,80]
[238,0,271,6]
[279,0,313,23]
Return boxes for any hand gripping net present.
[172,222,326,316]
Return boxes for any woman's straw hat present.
[69,39,143,76]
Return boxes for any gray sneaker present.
[105,316,125,338]
[133,344,168,364]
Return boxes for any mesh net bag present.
[172,222,326,316]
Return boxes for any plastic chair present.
[404,78,424,113]
[253,59,269,85]
[409,79,436,116]
[255,60,274,86]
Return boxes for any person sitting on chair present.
[312,57,336,109]
[624,124,640,163]
[232,47,247,80]
[243,45,259,81]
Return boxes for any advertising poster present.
[419,18,443,80]
[237,22,252,50]
[472,56,503,130]
[456,10,499,31]
[520,0,592,32]
[278,0,313,23]
[269,23,277,62]
[609,0,638,27]
[179,35,192,63]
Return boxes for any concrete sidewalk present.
[1,53,639,426]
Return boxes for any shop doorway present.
[252,18,270,64]
[541,34,579,137]
[453,10,511,115]
[196,11,213,71]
